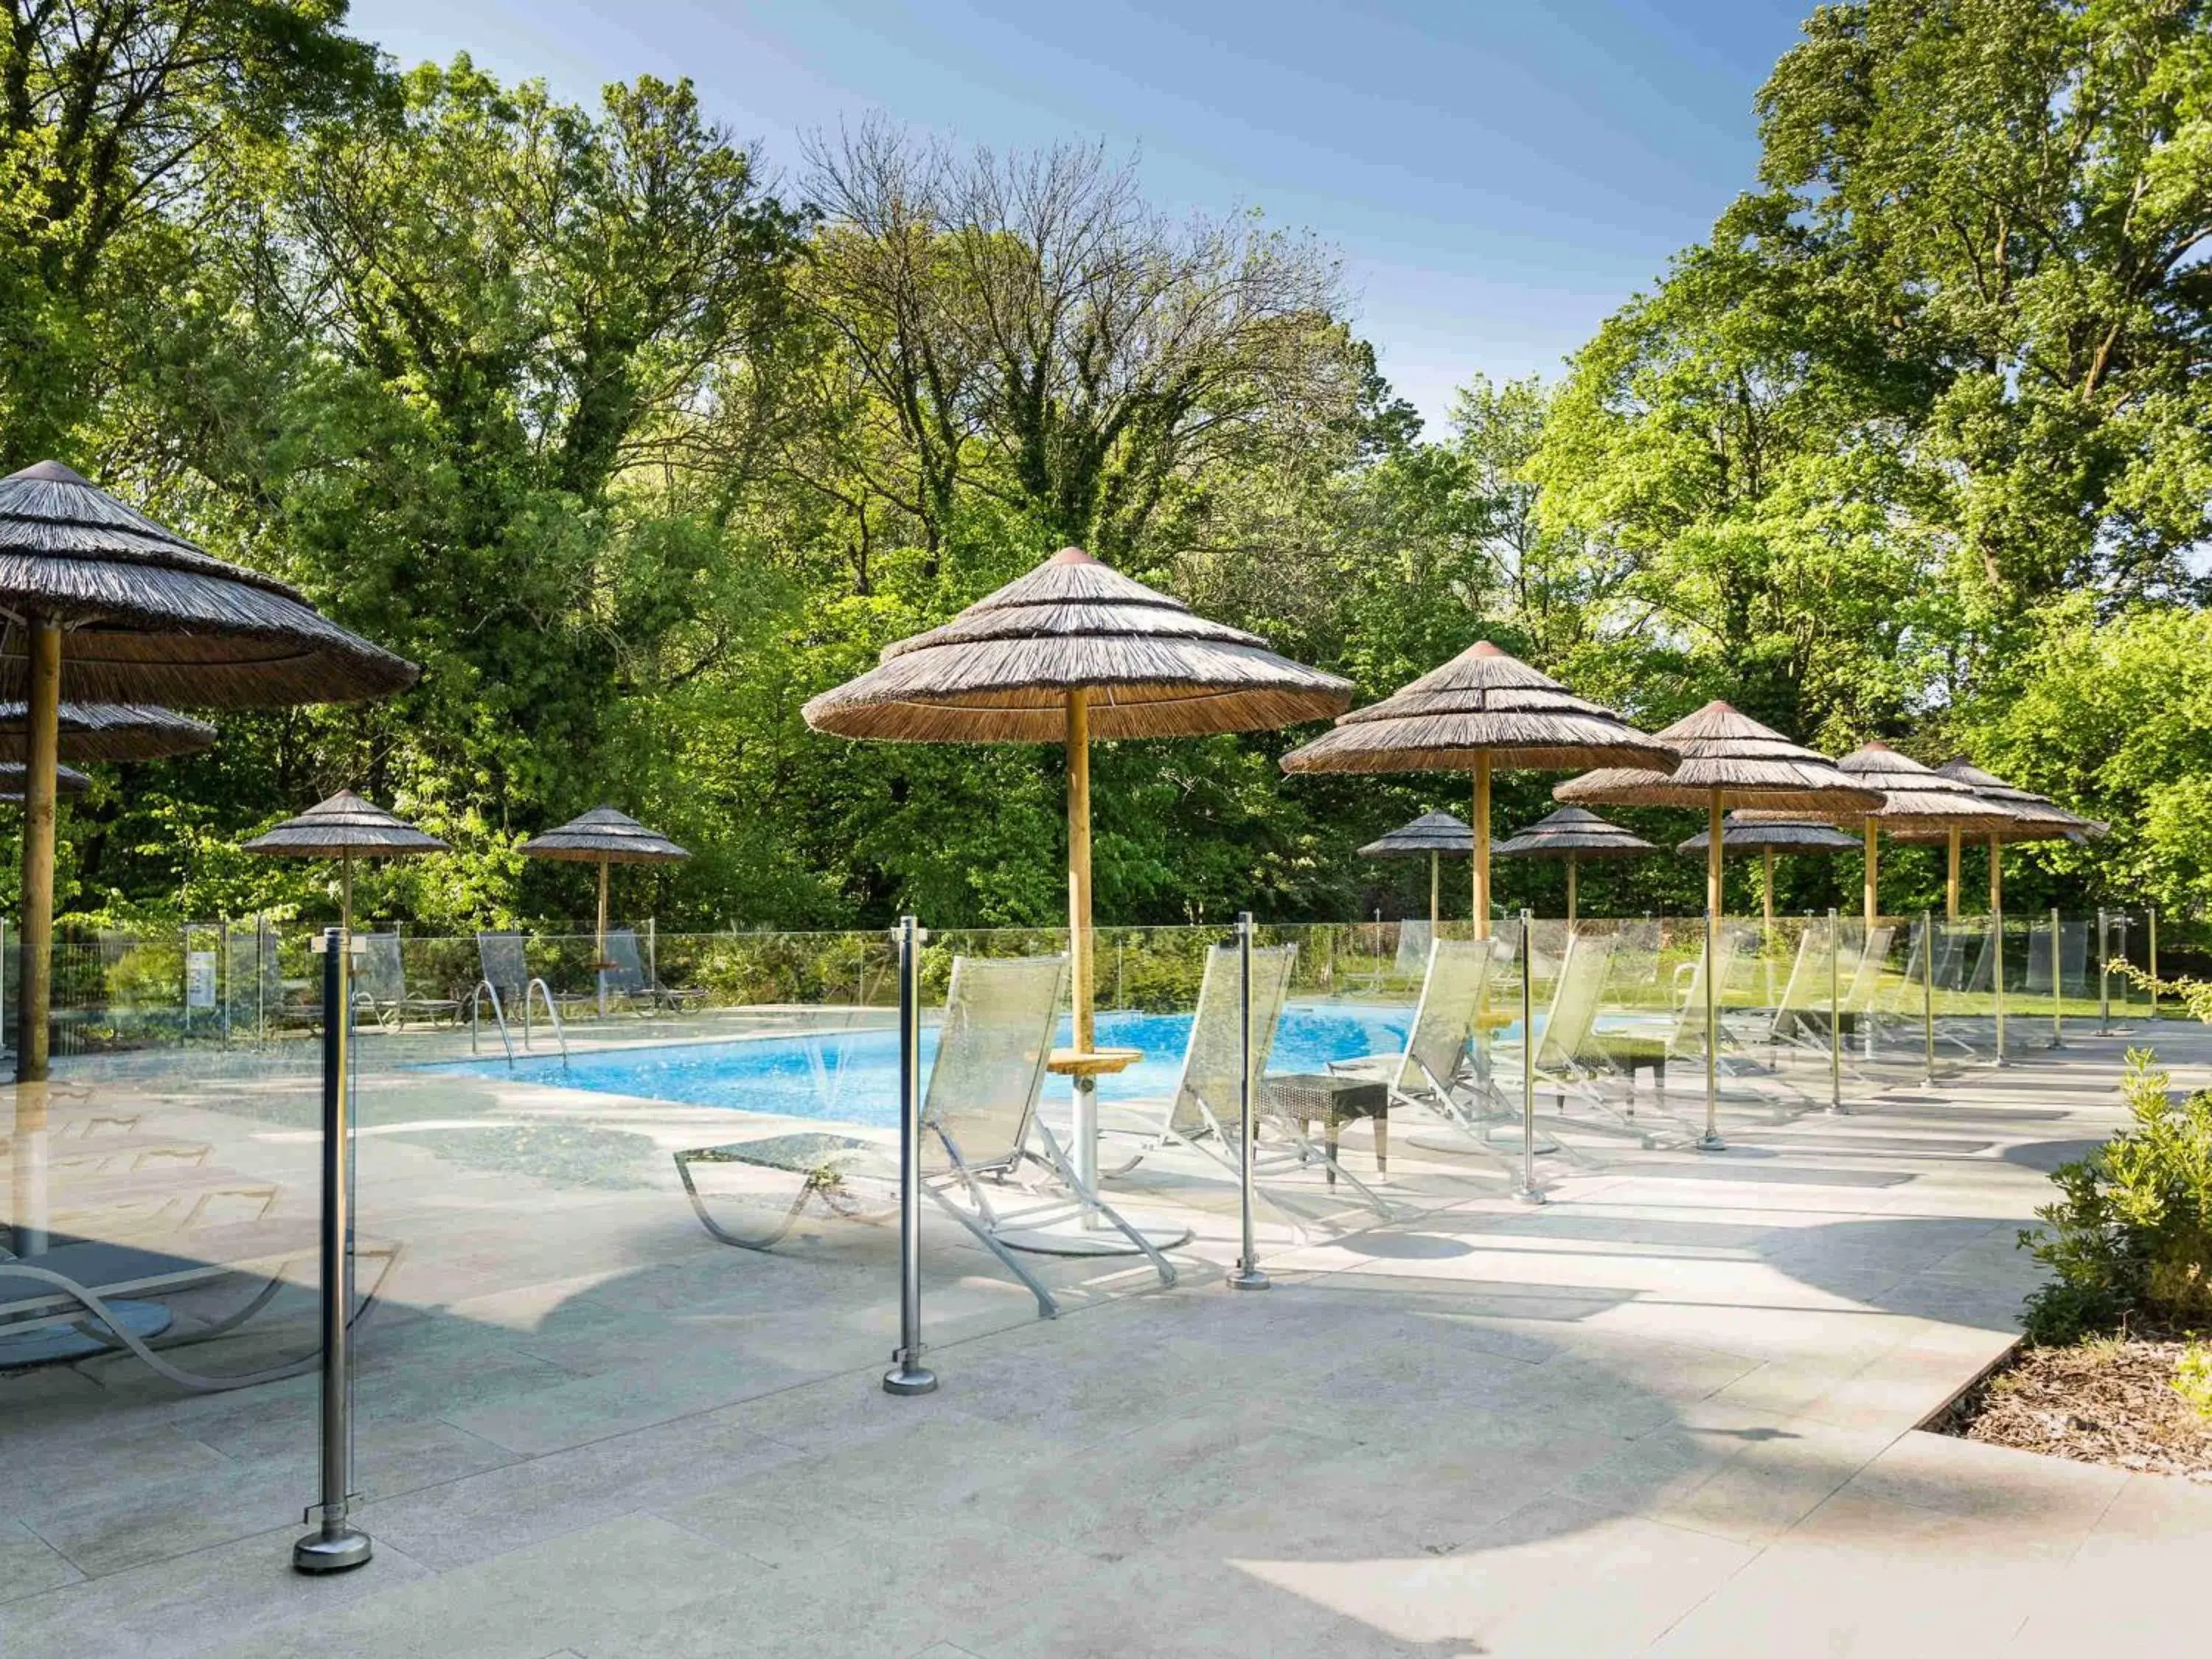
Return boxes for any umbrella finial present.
[1468,639,1506,658]
[1049,546,1102,567]
[10,460,92,486]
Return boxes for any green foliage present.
[2020,1051,2212,1343]
[0,1,2197,936]
[2176,1342,2212,1418]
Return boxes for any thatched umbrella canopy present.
[1837,742,2017,925]
[1492,807,1656,924]
[243,791,449,933]
[1281,641,1675,939]
[1556,701,1881,1149]
[1677,812,1860,934]
[0,763,89,799]
[520,807,688,981]
[0,701,217,763]
[1884,759,2106,928]
[0,460,416,1084]
[806,546,1350,1059]
[1357,810,1472,931]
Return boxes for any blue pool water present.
[434,1003,1416,1128]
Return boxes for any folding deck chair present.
[355,933,460,1030]
[1326,938,1515,1167]
[1489,931,1679,1149]
[602,928,708,1015]
[674,953,1176,1319]
[1100,942,1390,1219]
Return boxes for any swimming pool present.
[434,1002,1416,1129]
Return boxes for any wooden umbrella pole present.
[1067,689,1093,1051]
[1566,854,1578,927]
[597,855,610,964]
[1472,754,1492,940]
[1863,820,1879,928]
[15,617,60,1085]
[1946,827,1961,922]
[1428,850,1439,932]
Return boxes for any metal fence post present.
[880,916,933,1398]
[1512,912,1544,1205]
[1920,910,1935,1087]
[2049,906,2065,1049]
[1992,906,2007,1067]
[293,926,369,1573]
[1229,912,1268,1290]
[883,914,936,1395]
[2097,908,2112,1034]
[1221,916,1274,1292]
[1698,906,1725,1152]
[1827,909,1843,1114]
[2149,908,2159,1019]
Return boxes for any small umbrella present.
[1281,641,1676,939]
[1493,807,1656,924]
[1837,742,2016,925]
[1556,702,1881,1149]
[519,807,688,1004]
[1677,811,1860,935]
[1357,810,1474,931]
[243,791,449,933]
[0,701,216,762]
[0,763,89,799]
[0,460,416,1084]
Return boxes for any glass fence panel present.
[1,926,327,1414]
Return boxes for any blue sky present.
[344,0,1818,433]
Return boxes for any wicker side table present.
[1260,1072,1388,1186]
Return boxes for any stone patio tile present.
[358,1409,805,1570]
[207,1514,757,1659]
[0,1518,80,1603]
[0,1525,434,1659]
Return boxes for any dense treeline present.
[4,0,2208,936]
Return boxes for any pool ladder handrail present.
[468,977,569,1067]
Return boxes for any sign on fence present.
[186,950,218,1010]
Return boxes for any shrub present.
[2177,1343,2212,1419]
[2018,1050,2212,1344]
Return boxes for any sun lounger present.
[355,932,460,1029]
[1101,940,1389,1218]
[602,927,707,1015]
[675,953,1175,1318]
[0,1219,401,1391]
[1490,931,1672,1147]
[1326,938,1512,1167]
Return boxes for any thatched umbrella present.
[804,546,1350,1059]
[1492,806,1655,925]
[1888,759,2105,926]
[519,807,688,998]
[0,459,417,1084]
[1835,742,2017,925]
[1357,810,1473,930]
[1281,641,1675,939]
[0,764,88,800]
[1677,811,1860,935]
[0,700,216,762]
[243,791,449,934]
[1557,702,1881,1148]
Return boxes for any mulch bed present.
[1935,1333,2212,1483]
